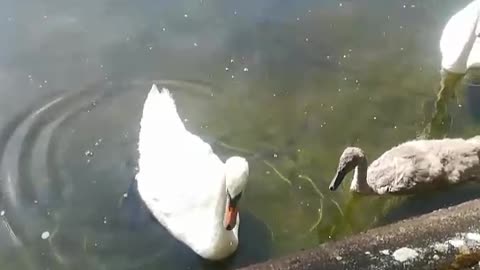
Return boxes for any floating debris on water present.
[94,138,103,146]
[335,256,343,261]
[41,231,50,240]
[85,150,93,157]
[243,67,248,72]
[0,210,5,216]
[123,193,128,198]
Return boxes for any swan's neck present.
[350,157,374,194]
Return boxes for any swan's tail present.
[138,85,186,165]
[140,84,185,134]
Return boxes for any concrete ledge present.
[239,199,480,270]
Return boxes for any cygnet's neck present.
[350,157,374,194]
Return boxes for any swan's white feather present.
[440,0,480,73]
[135,85,238,260]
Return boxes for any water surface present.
[1,0,479,269]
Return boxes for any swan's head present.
[224,156,249,231]
[329,147,365,191]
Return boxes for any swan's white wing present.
[136,85,225,217]
[440,0,480,73]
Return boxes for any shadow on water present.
[120,181,272,270]
[377,183,480,227]
[421,70,480,140]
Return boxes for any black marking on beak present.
[227,192,242,207]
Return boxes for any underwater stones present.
[392,247,419,262]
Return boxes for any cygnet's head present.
[329,147,365,191]
[224,156,249,231]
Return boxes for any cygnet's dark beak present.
[329,170,346,191]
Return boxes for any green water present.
[1,0,480,269]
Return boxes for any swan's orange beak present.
[225,206,238,231]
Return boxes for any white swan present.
[435,0,480,102]
[135,84,249,260]
[440,0,480,74]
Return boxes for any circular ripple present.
[0,79,271,270]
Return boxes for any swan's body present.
[135,85,249,260]
[441,0,480,73]
[329,136,480,195]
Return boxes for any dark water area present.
[1,0,480,269]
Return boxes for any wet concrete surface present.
[238,198,480,270]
